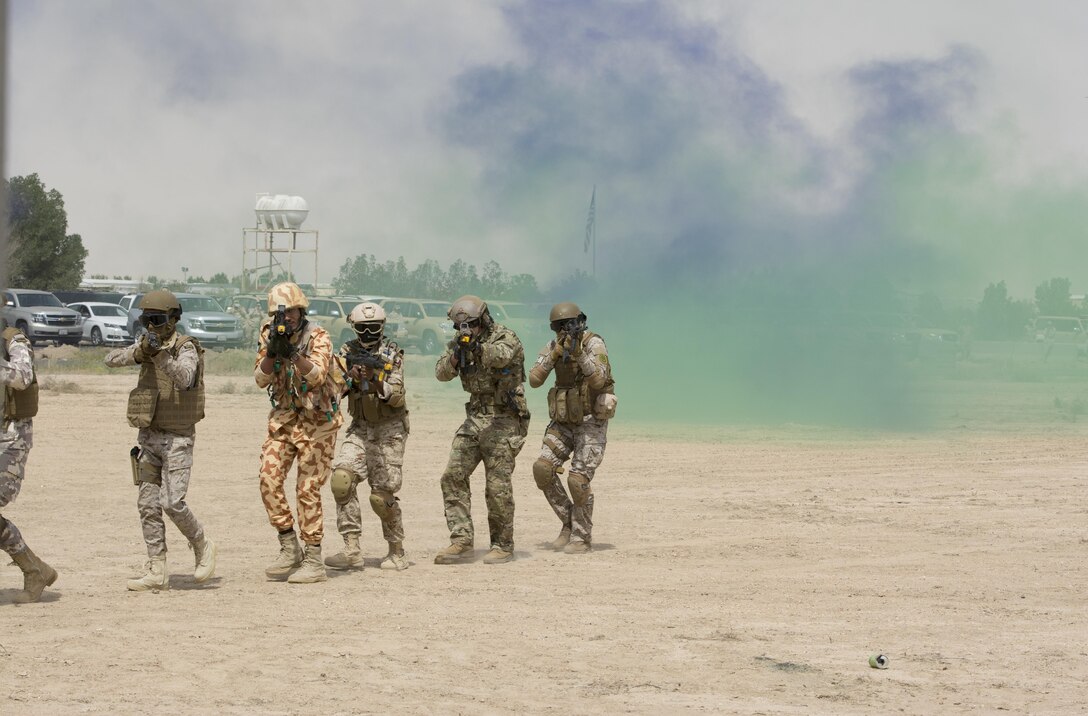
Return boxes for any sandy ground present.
[1,368,1086,714]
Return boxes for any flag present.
[585,186,596,253]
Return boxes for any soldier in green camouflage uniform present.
[528,303,616,553]
[325,302,411,572]
[105,290,217,591]
[0,322,57,602]
[434,295,530,565]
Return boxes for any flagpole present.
[592,190,597,278]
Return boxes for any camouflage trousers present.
[331,417,408,544]
[259,415,339,545]
[535,417,608,542]
[135,428,205,559]
[0,420,33,556]
[440,413,525,551]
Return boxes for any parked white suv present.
[1,289,83,346]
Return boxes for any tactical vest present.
[127,335,205,432]
[2,336,38,421]
[266,322,343,420]
[345,340,407,424]
[548,331,616,424]
[459,325,529,419]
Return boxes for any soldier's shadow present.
[0,587,62,604]
[532,541,616,552]
[168,576,223,591]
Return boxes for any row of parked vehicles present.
[2,288,551,354]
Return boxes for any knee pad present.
[567,472,592,506]
[532,458,557,489]
[369,490,396,518]
[330,468,356,505]
[138,459,162,486]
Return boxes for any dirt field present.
[2,365,1086,714]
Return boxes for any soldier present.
[0,321,57,603]
[255,282,344,584]
[528,303,616,553]
[325,302,410,571]
[105,290,217,590]
[434,295,530,565]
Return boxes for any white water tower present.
[242,193,319,292]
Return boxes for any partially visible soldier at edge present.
[528,303,616,553]
[0,319,57,603]
[255,282,344,584]
[104,290,217,591]
[434,295,530,565]
[325,302,410,572]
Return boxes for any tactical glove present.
[2,326,23,343]
[147,331,162,352]
[267,332,292,359]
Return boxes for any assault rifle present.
[267,304,292,358]
[345,349,392,378]
[455,323,478,375]
[559,318,585,362]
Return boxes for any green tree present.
[1034,277,1075,316]
[209,272,230,284]
[5,173,88,289]
[977,281,1034,340]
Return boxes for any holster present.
[129,446,141,486]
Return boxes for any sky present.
[7,0,1088,298]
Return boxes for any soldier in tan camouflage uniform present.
[434,295,530,565]
[255,282,344,584]
[325,302,410,572]
[528,303,616,553]
[105,290,217,591]
[0,321,57,603]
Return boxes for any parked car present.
[1,289,83,346]
[66,302,132,346]
[378,298,456,354]
[1031,316,1086,343]
[119,292,245,349]
[488,301,551,351]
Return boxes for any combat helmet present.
[139,290,183,316]
[448,295,491,328]
[549,302,586,332]
[348,302,386,347]
[266,282,309,315]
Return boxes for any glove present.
[140,332,162,357]
[549,340,565,363]
[146,331,162,352]
[267,332,292,359]
[2,327,22,343]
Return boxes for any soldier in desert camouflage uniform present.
[0,321,57,603]
[528,303,616,553]
[105,290,217,591]
[325,302,410,572]
[434,295,530,565]
[255,282,344,584]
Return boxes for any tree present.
[976,281,1034,340]
[1034,277,1075,316]
[209,272,230,285]
[5,173,88,289]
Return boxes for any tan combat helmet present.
[549,302,586,331]
[349,302,386,345]
[139,289,182,315]
[266,282,309,315]
[448,295,491,327]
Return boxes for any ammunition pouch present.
[548,385,587,424]
[593,393,618,420]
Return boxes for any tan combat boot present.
[265,530,304,579]
[128,555,168,591]
[12,546,58,603]
[563,539,591,554]
[434,542,473,565]
[483,547,514,564]
[192,536,217,583]
[380,541,409,571]
[549,525,572,551]
[324,534,364,570]
[288,544,328,583]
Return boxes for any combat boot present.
[192,536,217,583]
[324,534,364,570]
[434,542,473,565]
[564,539,591,554]
[483,547,514,564]
[380,541,409,571]
[549,525,572,551]
[265,530,304,579]
[288,544,328,584]
[12,546,58,603]
[128,555,168,592]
